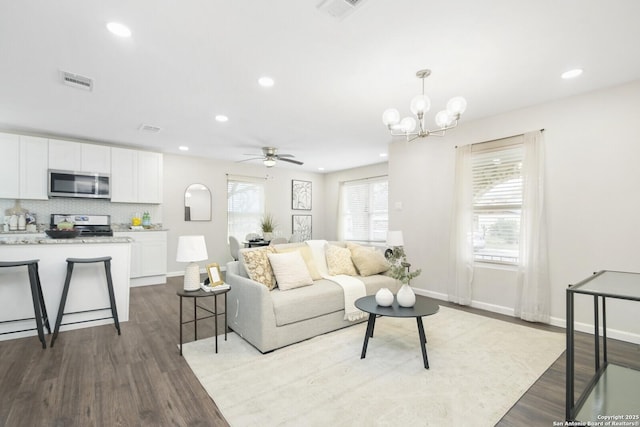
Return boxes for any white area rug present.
[182,306,565,427]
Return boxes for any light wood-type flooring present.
[0,276,638,426]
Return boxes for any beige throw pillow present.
[242,246,277,290]
[267,251,314,291]
[347,243,390,276]
[325,244,357,276]
[274,245,322,280]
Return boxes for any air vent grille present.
[139,124,162,133]
[316,0,367,19]
[61,71,93,91]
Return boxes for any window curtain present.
[515,130,550,322]
[448,144,474,305]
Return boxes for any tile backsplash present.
[0,198,162,228]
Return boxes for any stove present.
[50,214,113,237]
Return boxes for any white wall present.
[322,162,389,241]
[390,80,640,342]
[163,154,324,275]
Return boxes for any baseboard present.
[412,287,640,345]
[130,275,166,287]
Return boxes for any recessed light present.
[379,153,388,158]
[215,115,229,122]
[258,76,275,87]
[318,167,325,171]
[561,68,583,79]
[106,22,132,38]
[179,146,189,151]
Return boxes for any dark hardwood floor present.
[1,277,638,426]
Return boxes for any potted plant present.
[261,213,276,241]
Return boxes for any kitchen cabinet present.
[0,133,48,200]
[111,148,163,204]
[49,139,111,173]
[114,231,167,286]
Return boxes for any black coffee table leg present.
[360,314,377,359]
[416,317,429,369]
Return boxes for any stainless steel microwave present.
[48,169,110,199]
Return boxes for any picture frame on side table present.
[292,180,312,210]
[205,263,224,287]
[292,215,312,241]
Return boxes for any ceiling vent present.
[138,124,162,133]
[316,0,367,19]
[60,70,93,91]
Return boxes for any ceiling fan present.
[240,146,304,168]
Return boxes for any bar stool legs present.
[0,259,50,349]
[50,256,121,347]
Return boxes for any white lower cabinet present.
[115,231,167,286]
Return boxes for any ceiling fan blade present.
[276,153,295,158]
[237,157,264,163]
[279,157,304,165]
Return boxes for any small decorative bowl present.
[45,229,81,239]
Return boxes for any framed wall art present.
[292,215,312,241]
[292,179,312,210]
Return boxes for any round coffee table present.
[355,294,439,369]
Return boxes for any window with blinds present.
[227,178,265,241]
[341,177,388,242]
[472,137,524,264]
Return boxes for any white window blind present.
[227,177,265,241]
[340,177,388,242]
[472,137,524,264]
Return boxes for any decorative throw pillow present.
[347,243,390,277]
[242,246,277,290]
[274,245,322,280]
[267,251,314,291]
[325,244,357,276]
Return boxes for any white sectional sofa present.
[225,241,400,353]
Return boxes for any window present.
[340,177,388,242]
[227,177,265,240]
[472,137,524,264]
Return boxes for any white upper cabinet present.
[0,133,48,200]
[111,148,163,204]
[49,139,111,174]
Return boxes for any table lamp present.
[176,235,208,291]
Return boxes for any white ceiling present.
[1,0,640,172]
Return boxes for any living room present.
[1,1,640,426]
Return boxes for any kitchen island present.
[0,236,131,342]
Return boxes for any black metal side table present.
[177,286,230,356]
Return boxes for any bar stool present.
[50,256,121,347]
[0,259,51,349]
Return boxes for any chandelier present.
[382,69,467,142]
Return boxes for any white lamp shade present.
[176,235,208,262]
[386,230,404,247]
[435,110,454,128]
[263,158,276,167]
[400,117,417,132]
[446,96,467,115]
[410,94,431,114]
[382,108,400,126]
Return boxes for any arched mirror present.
[184,183,212,221]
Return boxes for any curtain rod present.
[339,174,388,185]
[455,128,545,149]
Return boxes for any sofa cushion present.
[325,244,357,276]
[242,246,277,290]
[347,243,390,277]
[267,251,314,291]
[274,245,322,280]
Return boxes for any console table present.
[566,270,640,421]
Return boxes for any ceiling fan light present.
[400,117,417,132]
[382,108,400,126]
[446,96,467,115]
[435,110,454,128]
[410,94,431,115]
[263,158,276,167]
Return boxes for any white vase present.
[375,288,394,306]
[397,284,416,307]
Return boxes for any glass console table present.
[566,270,640,421]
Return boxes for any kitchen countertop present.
[0,236,133,245]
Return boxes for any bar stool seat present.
[0,259,51,348]
[50,256,121,347]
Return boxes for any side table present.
[177,286,230,356]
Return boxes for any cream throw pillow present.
[347,243,390,276]
[274,245,322,280]
[325,244,357,276]
[242,246,277,290]
[267,251,314,291]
